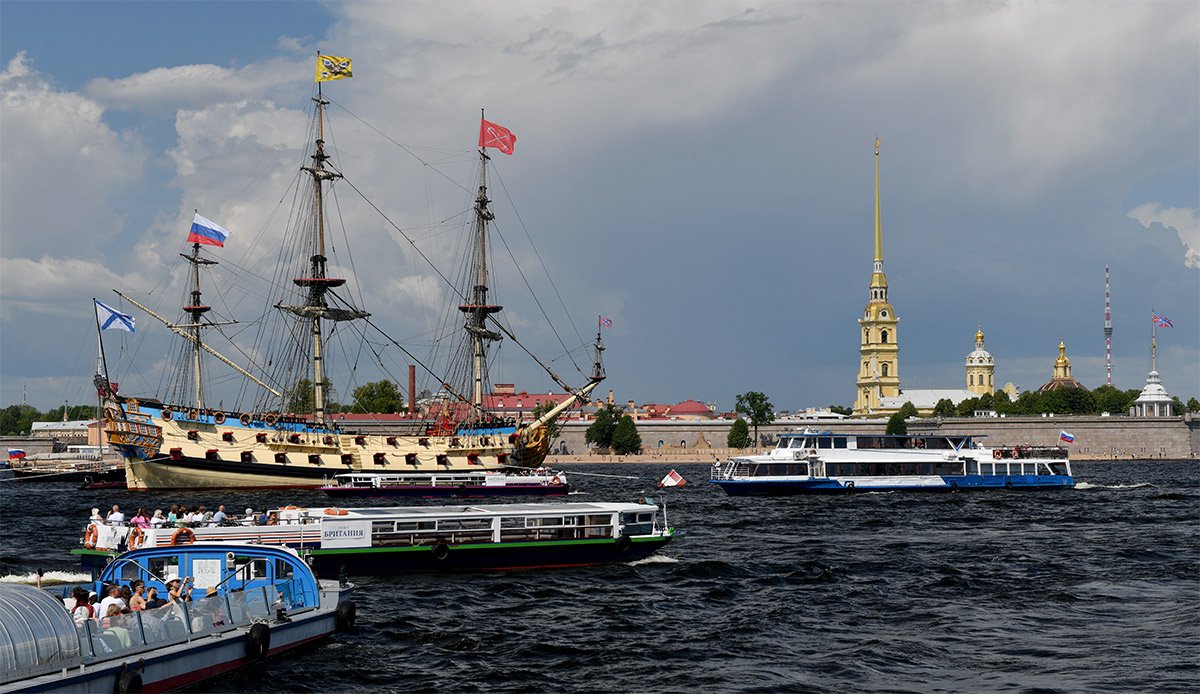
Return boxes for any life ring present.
[263,413,278,426]
[993,450,1002,460]
[214,412,226,425]
[432,543,450,561]
[161,408,174,421]
[127,527,145,550]
[239,413,252,426]
[281,505,300,510]
[83,524,99,549]
[551,474,565,485]
[845,481,856,490]
[171,528,196,545]
[323,508,348,516]
[246,622,271,661]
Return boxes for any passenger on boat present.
[100,605,132,648]
[167,504,179,524]
[118,585,134,612]
[67,587,94,625]
[258,510,270,525]
[266,512,279,526]
[150,509,166,528]
[144,586,165,610]
[130,508,150,528]
[129,580,147,612]
[90,507,103,522]
[166,577,193,604]
[107,505,125,526]
[98,585,125,616]
[211,505,227,525]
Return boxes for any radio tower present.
[1104,265,1113,385]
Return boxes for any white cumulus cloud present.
[1128,203,1200,269]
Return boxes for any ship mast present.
[458,144,503,423]
[180,239,217,409]
[279,83,369,426]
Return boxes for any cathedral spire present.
[870,138,888,296]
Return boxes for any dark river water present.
[2,460,1197,693]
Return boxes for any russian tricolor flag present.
[8,449,26,460]
[187,212,230,247]
[1059,430,1075,444]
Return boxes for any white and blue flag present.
[95,300,135,333]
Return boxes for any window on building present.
[881,330,889,344]
[881,363,889,377]
[969,374,974,386]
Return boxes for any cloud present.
[82,58,310,113]
[1128,203,1200,269]
[0,53,147,259]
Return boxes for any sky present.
[1,0,1197,415]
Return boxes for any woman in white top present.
[150,509,166,528]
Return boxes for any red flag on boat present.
[658,469,686,488]
[479,119,516,155]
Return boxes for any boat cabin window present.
[621,512,654,536]
[817,437,832,449]
[232,556,269,580]
[833,437,847,449]
[149,556,181,582]
[119,559,142,582]
[275,558,294,580]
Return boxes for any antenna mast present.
[1104,265,1113,385]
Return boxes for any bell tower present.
[854,138,901,415]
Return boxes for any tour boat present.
[3,542,354,693]
[98,69,604,490]
[74,501,675,577]
[711,430,1074,495]
[317,469,569,498]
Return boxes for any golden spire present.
[976,324,985,347]
[874,137,882,263]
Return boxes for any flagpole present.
[93,298,113,393]
[1151,308,1157,373]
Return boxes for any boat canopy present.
[0,583,83,684]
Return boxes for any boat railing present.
[710,460,751,480]
[75,586,279,661]
[991,446,1069,460]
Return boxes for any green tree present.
[530,399,564,444]
[828,405,854,416]
[735,391,775,447]
[286,379,314,413]
[1187,397,1200,413]
[898,401,918,420]
[932,398,956,418]
[956,397,981,417]
[992,390,1014,414]
[885,410,907,435]
[351,380,404,413]
[727,418,751,448]
[0,404,39,435]
[1013,390,1041,415]
[1171,396,1184,416]
[978,392,995,410]
[611,414,642,455]
[1093,384,1133,415]
[585,402,623,450]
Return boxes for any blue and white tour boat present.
[711,430,1074,495]
[2,542,355,693]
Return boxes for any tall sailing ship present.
[101,63,603,490]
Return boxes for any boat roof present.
[279,502,654,518]
[779,430,987,439]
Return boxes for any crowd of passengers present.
[63,576,231,650]
[89,504,282,528]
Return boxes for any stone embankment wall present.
[548,415,1200,462]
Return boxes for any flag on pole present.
[7,449,26,460]
[1059,430,1075,443]
[187,213,230,247]
[658,469,686,488]
[1152,312,1173,328]
[315,54,353,82]
[95,300,135,333]
[600,317,613,328]
[479,118,516,155]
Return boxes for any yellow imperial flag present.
[315,55,353,82]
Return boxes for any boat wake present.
[0,570,92,585]
[1075,482,1154,491]
[629,554,679,566]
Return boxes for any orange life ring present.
[171,528,196,545]
[161,408,174,421]
[128,527,145,549]
[993,449,1002,460]
[281,505,300,510]
[323,508,348,516]
[263,413,278,426]
[239,413,252,426]
[214,412,226,425]
[83,524,99,549]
